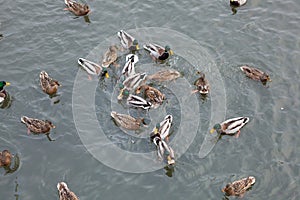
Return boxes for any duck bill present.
[117,89,124,100]
[6,82,11,86]
[169,50,174,55]
[135,44,140,50]
[105,72,110,78]
[210,128,215,134]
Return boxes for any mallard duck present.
[240,65,271,85]
[151,135,175,165]
[222,176,255,197]
[210,117,249,138]
[136,85,165,108]
[0,81,10,103]
[118,73,147,100]
[126,94,152,110]
[39,71,61,95]
[57,182,79,200]
[117,30,139,51]
[111,111,145,130]
[122,54,139,77]
[0,150,11,167]
[230,0,247,7]
[21,116,55,141]
[192,72,210,95]
[78,58,109,79]
[150,115,173,141]
[143,43,174,61]
[147,69,180,82]
[101,45,118,68]
[64,0,90,16]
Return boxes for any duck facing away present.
[143,43,174,62]
[136,85,165,109]
[192,72,210,95]
[117,30,139,51]
[0,150,11,167]
[57,182,79,200]
[240,65,271,85]
[0,81,10,103]
[122,54,139,77]
[101,45,118,68]
[222,176,255,197]
[64,0,90,16]
[40,71,61,95]
[111,111,145,130]
[126,94,152,110]
[210,117,249,138]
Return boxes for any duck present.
[122,54,139,77]
[117,30,139,51]
[101,45,118,68]
[111,111,145,130]
[118,73,147,100]
[151,135,175,165]
[222,176,255,197]
[150,115,173,141]
[192,71,210,95]
[146,69,180,82]
[57,182,79,200]
[136,85,165,108]
[126,94,152,110]
[21,116,55,141]
[64,0,90,16]
[0,150,11,167]
[143,43,174,61]
[210,117,249,138]
[230,0,247,7]
[240,65,271,85]
[39,71,61,95]
[0,81,10,103]
[78,58,109,79]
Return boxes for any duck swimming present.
[57,182,79,200]
[101,45,118,68]
[146,69,180,82]
[122,54,139,77]
[117,30,139,51]
[118,73,147,100]
[210,117,249,138]
[192,72,210,95]
[111,111,145,130]
[40,71,61,95]
[240,65,271,85]
[143,43,174,62]
[222,176,255,197]
[0,81,10,104]
[21,116,55,141]
[126,94,152,110]
[78,58,109,79]
[136,85,165,109]
[230,0,247,7]
[0,150,20,174]
[64,0,90,16]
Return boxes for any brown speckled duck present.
[240,65,271,85]
[192,71,209,95]
[136,85,165,108]
[222,176,255,197]
[21,116,55,141]
[57,182,79,200]
[101,45,118,68]
[0,150,11,167]
[146,69,180,82]
[40,71,61,95]
[111,111,145,130]
[64,0,90,16]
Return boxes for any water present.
[1,0,299,199]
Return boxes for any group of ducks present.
[1,0,272,199]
